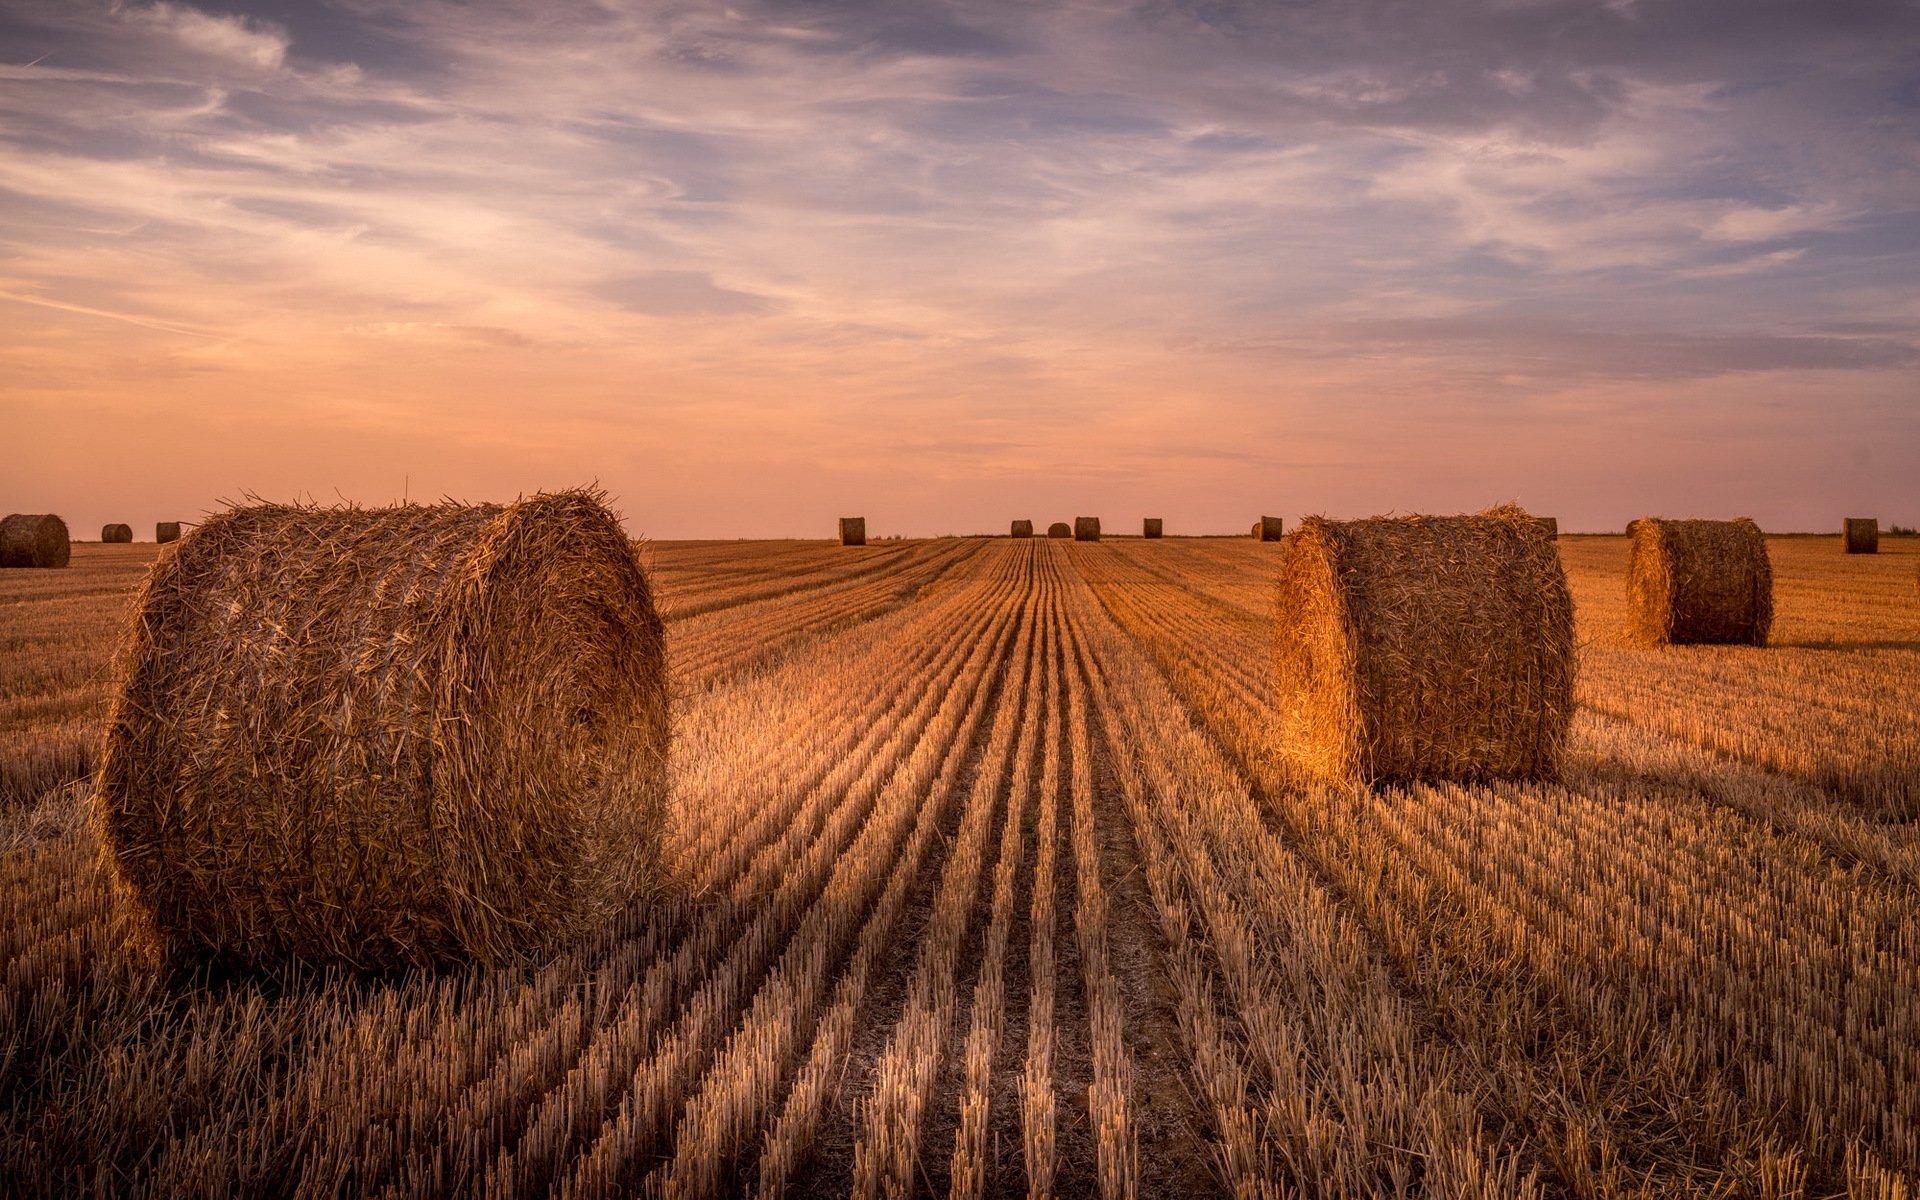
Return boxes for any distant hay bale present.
[1011,520,1033,538]
[1254,516,1283,542]
[102,523,133,544]
[1274,505,1574,784]
[1536,516,1559,538]
[1844,517,1879,554]
[0,514,71,568]
[1047,522,1072,539]
[93,490,669,970]
[1626,517,1772,646]
[1143,518,1163,539]
[156,522,182,544]
[1074,516,1101,542]
[839,517,866,546]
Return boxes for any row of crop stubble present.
[4,533,1919,1196]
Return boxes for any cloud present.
[124,2,289,71]
[591,272,778,317]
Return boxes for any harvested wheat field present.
[3,533,1918,1198]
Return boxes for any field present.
[3,534,1918,1198]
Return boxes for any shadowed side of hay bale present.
[1844,518,1879,554]
[1273,505,1575,783]
[1047,522,1072,539]
[1011,519,1033,538]
[1626,517,1772,646]
[156,522,182,544]
[102,523,133,544]
[93,490,670,970]
[0,514,71,568]
[839,517,866,546]
[1143,518,1162,539]
[1074,516,1101,542]
[1536,516,1559,538]
[1255,516,1283,541]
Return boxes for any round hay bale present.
[93,490,669,970]
[0,514,71,568]
[1143,518,1163,539]
[1074,516,1100,542]
[1626,517,1772,646]
[102,523,133,544]
[1844,517,1878,554]
[156,522,182,544]
[1011,520,1033,538]
[1536,516,1559,539]
[839,517,866,546]
[1274,505,1574,784]
[1046,522,1072,539]
[1254,516,1284,542]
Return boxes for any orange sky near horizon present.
[4,0,1916,538]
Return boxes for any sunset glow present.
[3,0,1916,536]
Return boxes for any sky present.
[2,0,1917,538]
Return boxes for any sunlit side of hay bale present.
[102,524,133,544]
[1143,518,1162,539]
[1844,517,1878,554]
[1626,517,1773,646]
[1074,516,1101,542]
[0,514,71,568]
[839,517,866,546]
[93,490,670,970]
[1254,516,1283,541]
[1011,520,1033,538]
[1047,522,1071,539]
[1273,505,1575,784]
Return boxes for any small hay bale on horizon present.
[0,514,71,568]
[1255,515,1284,541]
[1274,505,1574,784]
[1537,516,1559,538]
[1626,517,1772,646]
[93,490,670,971]
[156,522,182,544]
[1143,518,1163,539]
[1844,517,1879,554]
[1074,516,1101,542]
[1047,521,1072,539]
[102,523,133,544]
[1011,519,1033,538]
[839,517,866,546]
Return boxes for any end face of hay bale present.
[1255,515,1284,541]
[93,490,670,971]
[1844,517,1879,554]
[1273,505,1574,784]
[839,517,866,546]
[0,514,71,568]
[1074,516,1101,542]
[101,523,133,544]
[1011,519,1033,538]
[1626,517,1773,646]
[155,522,182,544]
[1143,518,1163,539]
[1047,521,1072,539]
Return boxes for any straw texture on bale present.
[1074,516,1101,542]
[1011,520,1033,538]
[1047,522,1071,539]
[839,517,866,546]
[156,522,182,544]
[1143,518,1163,539]
[1273,505,1575,784]
[1625,517,1772,647]
[1255,516,1284,541]
[1536,516,1559,538]
[93,490,670,970]
[1844,518,1878,554]
[102,523,133,544]
[0,514,71,568]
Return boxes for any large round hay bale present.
[1143,518,1163,539]
[1844,517,1878,554]
[1274,505,1574,783]
[93,490,669,970]
[1626,517,1772,646]
[0,514,71,568]
[102,523,133,543]
[1254,516,1283,541]
[1011,520,1033,538]
[839,517,866,546]
[156,522,182,544]
[1047,522,1071,539]
[1074,516,1100,542]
